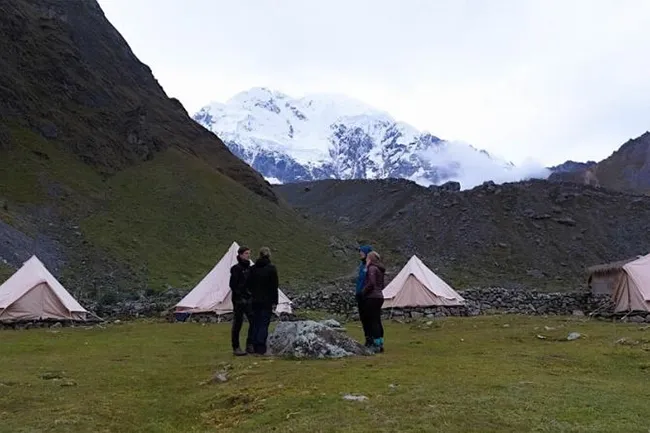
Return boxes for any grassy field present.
[1,315,649,432]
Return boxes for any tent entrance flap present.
[0,282,71,321]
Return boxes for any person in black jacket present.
[248,246,279,355]
[229,246,254,356]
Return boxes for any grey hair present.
[259,246,271,258]
[367,251,381,264]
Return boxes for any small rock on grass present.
[567,332,582,341]
[213,373,228,383]
[343,394,368,401]
[40,372,65,380]
[200,371,228,385]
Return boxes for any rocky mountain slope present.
[276,179,650,290]
[549,132,650,193]
[548,160,597,174]
[194,87,550,188]
[0,0,352,298]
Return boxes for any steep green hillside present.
[0,125,351,294]
[0,0,352,296]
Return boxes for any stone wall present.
[378,289,617,320]
[162,287,641,323]
[32,286,637,324]
[5,287,648,330]
[0,320,95,330]
[288,286,621,319]
[79,288,185,319]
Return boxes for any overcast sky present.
[98,0,650,166]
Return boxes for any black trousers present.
[231,301,254,350]
[252,302,273,354]
[363,297,384,341]
[356,294,372,344]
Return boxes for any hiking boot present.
[232,348,247,356]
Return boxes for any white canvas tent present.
[174,242,293,315]
[382,255,465,308]
[587,253,650,312]
[0,256,90,322]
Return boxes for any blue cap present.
[359,245,373,255]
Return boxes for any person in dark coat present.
[229,246,254,356]
[248,247,279,355]
[356,245,373,346]
[362,250,386,353]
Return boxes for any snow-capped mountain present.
[193,87,547,188]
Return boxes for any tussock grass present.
[80,148,349,289]
[1,315,648,432]
[0,262,14,282]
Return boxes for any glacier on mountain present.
[193,87,550,189]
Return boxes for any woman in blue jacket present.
[356,245,373,346]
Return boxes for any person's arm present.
[363,266,377,295]
[271,265,279,306]
[246,268,255,294]
[229,265,239,291]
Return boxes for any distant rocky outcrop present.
[549,132,650,194]
[276,178,650,289]
[549,160,597,174]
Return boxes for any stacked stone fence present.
[6,287,647,330]
[158,287,645,323]
[291,286,606,313]
[0,319,96,331]
[289,287,640,321]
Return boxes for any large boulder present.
[268,320,373,358]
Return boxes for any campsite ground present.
[0,315,648,433]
